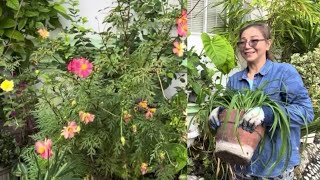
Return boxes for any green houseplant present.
[209,84,291,172]
[186,32,236,179]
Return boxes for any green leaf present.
[0,19,16,29]
[11,44,26,54]
[4,30,24,41]
[187,103,201,114]
[38,7,51,13]
[191,82,201,95]
[0,7,2,16]
[166,143,187,172]
[36,22,44,29]
[6,0,20,10]
[0,29,4,36]
[0,45,4,55]
[53,4,72,20]
[167,72,174,79]
[18,18,27,30]
[25,10,39,17]
[201,33,235,74]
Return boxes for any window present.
[187,0,224,33]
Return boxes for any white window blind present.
[187,0,224,33]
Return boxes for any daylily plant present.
[35,138,53,159]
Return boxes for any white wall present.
[74,0,180,32]
[77,0,114,32]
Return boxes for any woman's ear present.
[266,39,272,51]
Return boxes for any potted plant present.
[209,84,290,168]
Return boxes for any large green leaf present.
[166,143,187,173]
[6,0,20,10]
[18,18,27,30]
[201,33,235,74]
[53,4,72,20]
[0,18,16,29]
[4,30,24,41]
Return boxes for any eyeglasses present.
[237,39,266,48]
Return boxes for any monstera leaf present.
[201,33,235,74]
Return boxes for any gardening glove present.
[208,107,224,131]
[240,107,265,133]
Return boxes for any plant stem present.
[156,69,168,101]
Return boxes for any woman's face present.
[238,27,271,63]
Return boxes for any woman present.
[209,23,314,179]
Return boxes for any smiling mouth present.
[244,52,255,55]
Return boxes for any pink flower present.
[123,110,132,124]
[176,9,187,25]
[61,121,81,139]
[145,110,154,119]
[176,9,188,37]
[35,138,53,159]
[140,163,148,175]
[172,41,186,57]
[177,23,187,37]
[79,111,95,124]
[67,57,93,78]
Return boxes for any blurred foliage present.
[291,45,320,136]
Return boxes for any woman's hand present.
[240,107,265,132]
[208,107,223,130]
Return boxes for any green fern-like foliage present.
[17,0,187,179]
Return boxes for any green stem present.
[32,152,41,180]
[120,108,123,136]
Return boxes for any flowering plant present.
[13,0,188,179]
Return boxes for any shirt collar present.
[239,59,273,80]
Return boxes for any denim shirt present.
[227,59,314,178]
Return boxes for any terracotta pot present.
[214,109,265,165]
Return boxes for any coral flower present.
[176,9,188,37]
[138,100,148,110]
[177,23,187,37]
[176,9,187,25]
[0,80,14,92]
[172,41,186,57]
[67,57,93,78]
[149,108,156,113]
[37,28,49,39]
[123,111,132,124]
[35,138,53,159]
[145,110,154,119]
[140,163,148,175]
[61,121,81,139]
[79,111,95,124]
